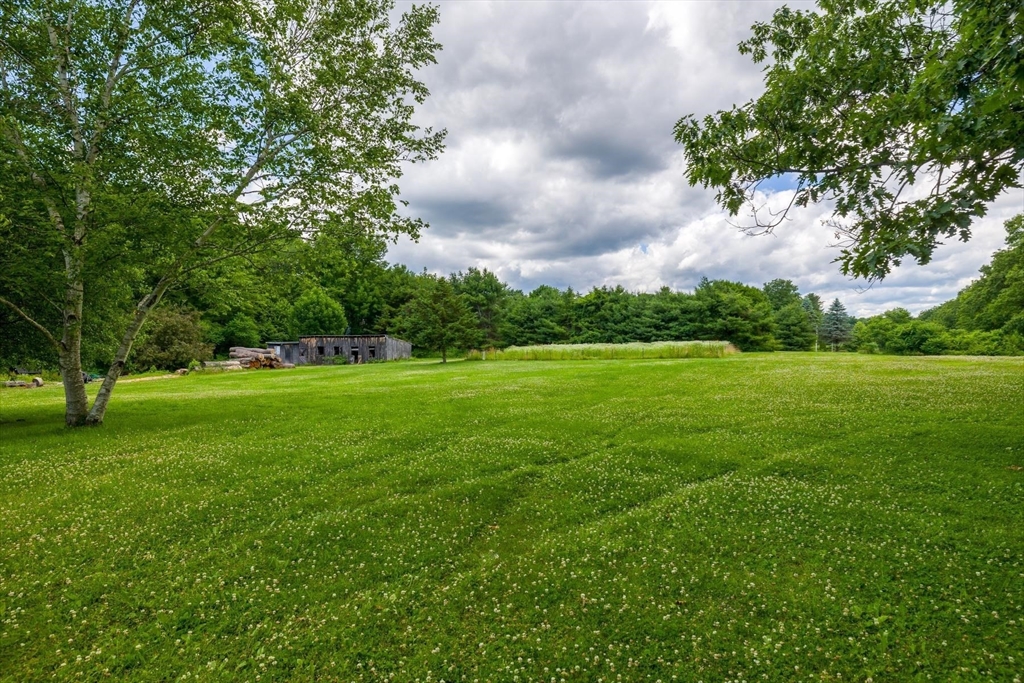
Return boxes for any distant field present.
[1,354,1022,682]
[469,340,737,360]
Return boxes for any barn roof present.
[298,334,401,339]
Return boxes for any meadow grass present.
[0,354,1021,682]
[469,340,737,361]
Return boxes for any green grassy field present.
[1,354,1022,682]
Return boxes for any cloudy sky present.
[388,0,1023,317]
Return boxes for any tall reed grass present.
[466,341,738,361]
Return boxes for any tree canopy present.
[918,214,1024,337]
[292,288,348,337]
[675,0,1024,280]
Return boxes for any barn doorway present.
[368,346,376,360]
[350,349,360,364]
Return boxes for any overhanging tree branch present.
[0,295,61,352]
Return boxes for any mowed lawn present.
[1,355,1022,682]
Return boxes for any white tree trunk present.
[60,242,89,426]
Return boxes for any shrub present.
[886,321,949,355]
[131,307,214,371]
[943,328,1016,356]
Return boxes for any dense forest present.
[3,215,1022,372]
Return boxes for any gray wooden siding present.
[266,342,299,365]
[296,335,411,365]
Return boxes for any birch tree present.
[0,0,444,425]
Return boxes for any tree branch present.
[176,233,292,278]
[87,0,140,164]
[0,296,61,352]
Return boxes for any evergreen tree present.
[453,268,509,348]
[822,299,853,351]
[396,275,478,363]
[802,294,825,351]
[774,302,817,351]
[648,287,700,341]
[763,279,814,350]
[574,286,656,343]
[503,286,571,346]
[691,279,777,351]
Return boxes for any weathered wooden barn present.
[296,335,412,365]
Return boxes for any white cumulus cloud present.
[389,0,1024,316]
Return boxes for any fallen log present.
[202,360,243,369]
[229,347,274,358]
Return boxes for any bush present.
[943,328,1017,356]
[130,307,214,371]
[885,321,948,355]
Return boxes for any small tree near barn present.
[397,275,478,363]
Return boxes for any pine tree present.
[775,302,817,350]
[802,294,825,352]
[396,275,479,363]
[822,298,853,351]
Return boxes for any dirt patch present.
[118,374,179,384]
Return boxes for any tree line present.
[852,215,1024,356]
[6,214,1019,371]
[364,214,1022,360]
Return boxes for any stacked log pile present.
[230,347,285,368]
[201,348,294,370]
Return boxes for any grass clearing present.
[469,340,738,361]
[1,354,1022,681]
